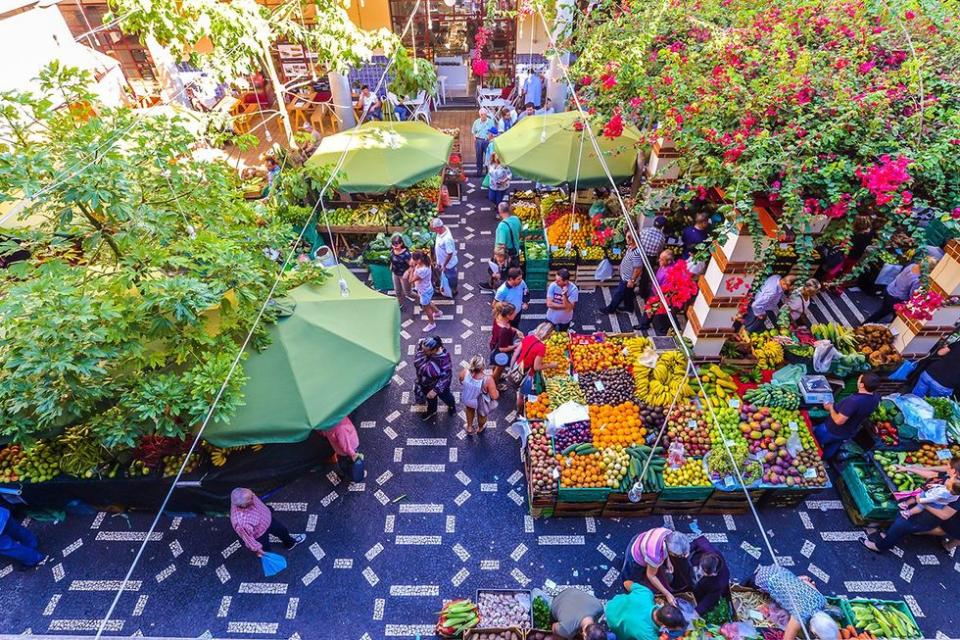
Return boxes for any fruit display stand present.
[522,333,831,518]
[841,599,923,639]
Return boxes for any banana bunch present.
[639,351,695,406]
[58,425,106,478]
[753,339,784,369]
[849,602,920,639]
[202,441,231,467]
[436,599,479,637]
[811,322,859,353]
[697,364,739,401]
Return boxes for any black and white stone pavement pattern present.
[0,178,951,639]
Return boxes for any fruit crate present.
[760,483,829,508]
[840,460,897,521]
[602,491,657,517]
[557,485,613,503]
[658,485,714,502]
[653,498,702,515]
[840,599,922,639]
[701,488,768,515]
[475,589,533,630]
[730,585,776,628]
[551,500,605,517]
[464,627,524,640]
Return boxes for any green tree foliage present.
[0,65,322,447]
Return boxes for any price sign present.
[594,380,605,392]
[724,439,737,447]
[573,222,581,231]
[550,245,559,252]
[728,398,741,408]
[937,449,953,460]
[789,421,799,432]
[612,248,622,255]
[572,373,579,382]
[724,475,735,488]
[804,468,817,479]
[688,419,698,428]
[565,241,573,250]
[527,395,539,403]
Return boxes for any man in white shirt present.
[355,85,381,121]
[430,217,459,298]
[538,98,556,115]
[744,274,797,332]
[546,268,579,331]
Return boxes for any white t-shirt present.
[414,265,433,294]
[434,229,458,270]
[546,281,579,325]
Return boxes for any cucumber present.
[562,443,580,455]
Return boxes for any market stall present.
[522,333,832,518]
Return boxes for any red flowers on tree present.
[855,154,912,206]
[603,111,625,138]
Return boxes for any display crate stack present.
[891,238,960,355]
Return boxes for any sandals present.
[861,538,882,553]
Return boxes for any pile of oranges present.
[546,212,592,247]
[557,451,606,488]
[525,393,550,420]
[571,342,628,373]
[589,402,647,447]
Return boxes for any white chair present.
[477,87,502,108]
[410,93,431,124]
[435,77,447,106]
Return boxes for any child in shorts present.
[901,477,960,518]
[410,251,441,332]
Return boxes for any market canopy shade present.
[205,268,401,447]
[304,120,453,193]
[491,111,641,187]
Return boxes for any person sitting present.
[745,564,840,640]
[517,101,537,121]
[812,373,881,462]
[912,338,960,398]
[621,527,691,605]
[356,85,382,121]
[606,580,686,640]
[538,97,556,115]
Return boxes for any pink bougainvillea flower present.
[901,190,913,205]
[471,58,489,77]
[953,207,960,219]
[858,60,876,74]
[580,76,593,86]
[663,75,674,86]
[600,73,617,90]
[824,193,852,218]
[629,97,643,108]
[602,112,624,138]
[904,10,915,20]
[856,154,912,206]
[573,119,584,132]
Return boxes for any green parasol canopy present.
[305,120,453,193]
[491,111,641,187]
[205,268,400,447]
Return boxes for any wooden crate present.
[602,492,657,517]
[552,500,606,517]
[653,498,702,515]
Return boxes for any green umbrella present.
[492,111,641,187]
[305,120,453,193]
[205,268,400,446]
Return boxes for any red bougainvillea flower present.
[901,190,913,205]
[824,193,852,218]
[663,75,674,86]
[581,76,593,86]
[573,119,584,132]
[600,73,617,90]
[904,10,915,20]
[856,154,912,206]
[603,111,624,138]
[471,58,489,77]
[953,207,960,220]
[725,276,745,293]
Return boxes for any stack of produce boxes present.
[523,332,832,518]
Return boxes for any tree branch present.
[76,202,122,260]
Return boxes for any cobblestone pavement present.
[0,178,954,639]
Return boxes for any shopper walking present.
[494,202,522,266]
[494,267,530,328]
[321,416,365,482]
[600,232,643,315]
[459,356,499,435]
[410,251,441,332]
[389,234,414,309]
[515,322,554,412]
[490,301,522,388]
[471,108,492,176]
[487,155,512,205]
[229,488,305,558]
[785,278,821,326]
[0,505,48,568]
[545,268,579,332]
[430,218,459,298]
[415,335,456,421]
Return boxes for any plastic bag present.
[594,259,613,281]
[668,441,687,469]
[888,394,947,444]
[440,272,452,298]
[888,360,918,381]
[261,551,287,577]
[812,340,837,373]
[545,401,590,435]
[771,363,806,388]
[786,431,803,458]
[719,621,758,640]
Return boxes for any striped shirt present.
[618,248,643,282]
[754,564,826,623]
[230,495,272,554]
[415,348,454,394]
[630,526,671,567]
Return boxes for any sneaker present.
[285,534,306,550]
[434,310,444,318]
[423,322,437,332]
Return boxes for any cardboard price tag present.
[688,419,698,428]
[573,222,581,231]
[724,475,735,488]
[789,421,799,432]
[804,468,817,479]
[527,395,539,403]
[594,380,605,392]
[728,398,741,408]
[937,449,953,460]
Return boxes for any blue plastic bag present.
[887,360,918,381]
[261,552,287,577]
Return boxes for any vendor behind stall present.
[688,535,731,618]
[744,274,797,332]
[745,564,839,640]
[813,373,881,461]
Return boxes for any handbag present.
[481,172,491,189]
[506,340,531,387]
[478,380,499,416]
[261,552,287,577]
